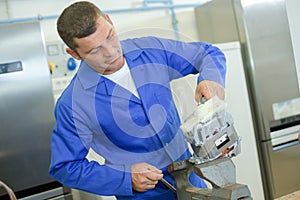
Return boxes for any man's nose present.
[102,42,115,57]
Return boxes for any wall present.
[0,0,209,42]
[0,1,207,199]
[1,1,265,200]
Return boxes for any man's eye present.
[90,47,100,55]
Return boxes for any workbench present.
[275,190,300,200]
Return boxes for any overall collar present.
[77,40,143,90]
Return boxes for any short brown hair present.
[57,1,103,50]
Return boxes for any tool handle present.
[200,96,206,104]
[160,178,177,194]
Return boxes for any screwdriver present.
[160,178,177,194]
[147,168,176,194]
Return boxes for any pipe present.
[0,14,58,24]
[0,3,205,24]
[106,3,205,13]
[168,0,180,39]
[143,0,180,39]
[0,181,17,200]
[5,0,10,19]
[0,2,209,40]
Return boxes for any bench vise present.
[169,96,252,200]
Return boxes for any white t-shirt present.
[102,60,140,98]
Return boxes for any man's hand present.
[195,80,225,102]
[131,162,163,192]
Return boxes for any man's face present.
[72,15,124,75]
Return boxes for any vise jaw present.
[168,158,252,200]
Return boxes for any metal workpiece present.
[169,158,252,200]
[181,96,240,164]
[170,96,252,199]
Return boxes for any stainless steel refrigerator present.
[0,22,72,199]
[195,0,300,199]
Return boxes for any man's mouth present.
[106,57,119,65]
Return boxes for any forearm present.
[160,38,226,85]
[50,104,133,196]
[196,43,226,87]
[49,158,132,196]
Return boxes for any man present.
[49,1,226,200]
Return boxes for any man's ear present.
[104,14,113,25]
[66,48,81,60]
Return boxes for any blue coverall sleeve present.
[155,38,226,86]
[49,100,133,196]
[193,42,226,86]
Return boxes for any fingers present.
[146,168,163,181]
[135,178,158,192]
[131,162,163,192]
[195,80,225,102]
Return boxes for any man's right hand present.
[131,162,163,192]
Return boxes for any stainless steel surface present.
[0,22,58,198]
[234,1,300,198]
[195,0,300,199]
[20,187,72,200]
[195,0,239,44]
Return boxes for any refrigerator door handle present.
[272,139,299,151]
[271,124,300,151]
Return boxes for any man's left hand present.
[195,80,225,102]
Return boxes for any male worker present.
[49,1,226,200]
